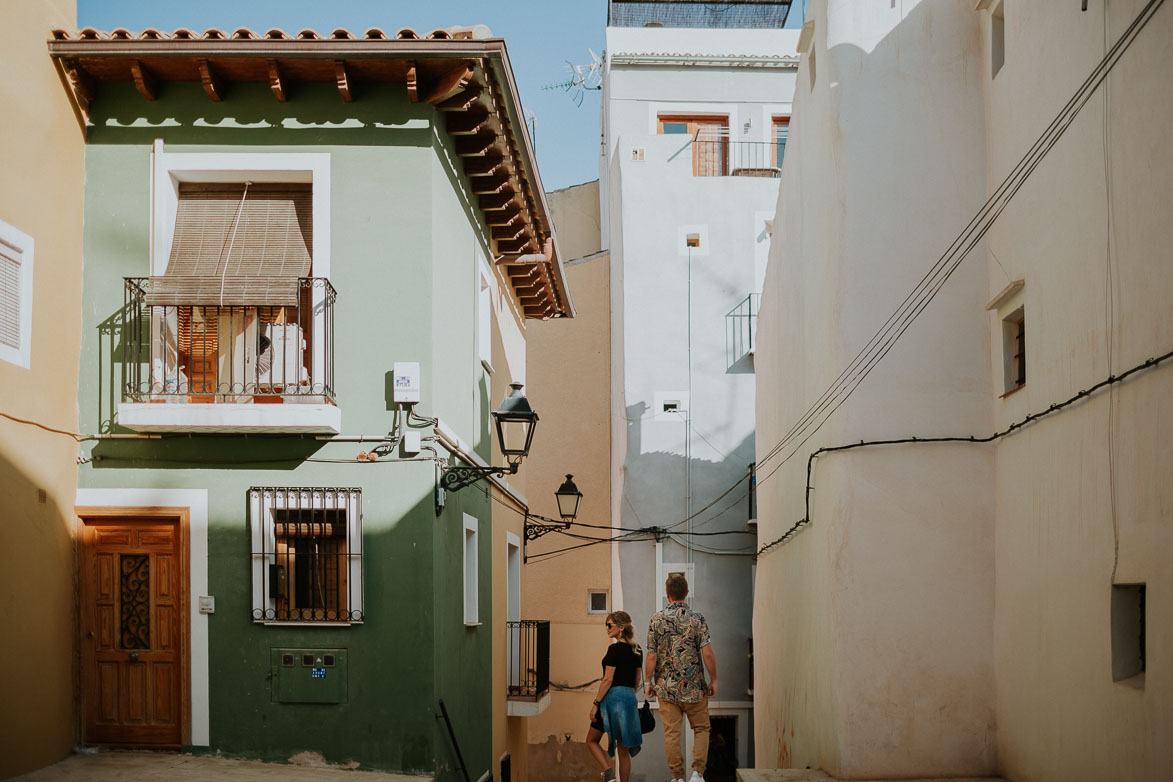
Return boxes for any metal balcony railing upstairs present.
[122,276,336,404]
[726,293,760,373]
[694,135,784,178]
[506,620,550,699]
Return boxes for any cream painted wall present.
[756,1,1173,780]
[982,1,1173,780]
[523,181,614,760]
[754,0,996,778]
[0,0,85,777]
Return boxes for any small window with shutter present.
[0,218,34,369]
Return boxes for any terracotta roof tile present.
[50,26,485,43]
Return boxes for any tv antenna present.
[542,49,603,107]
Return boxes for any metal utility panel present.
[271,648,348,704]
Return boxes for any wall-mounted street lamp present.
[525,474,582,548]
[440,383,539,493]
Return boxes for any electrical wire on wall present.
[755,350,1173,557]
[750,0,1167,489]
[1101,0,1122,584]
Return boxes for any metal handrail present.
[122,276,336,404]
[725,292,760,371]
[506,619,550,698]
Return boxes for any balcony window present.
[772,116,790,168]
[659,114,729,176]
[120,175,338,432]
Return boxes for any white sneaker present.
[688,773,705,782]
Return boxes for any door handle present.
[128,652,140,662]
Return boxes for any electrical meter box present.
[271,648,348,704]
[393,362,421,404]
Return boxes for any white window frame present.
[588,589,610,615]
[463,513,480,625]
[0,218,34,369]
[478,251,495,373]
[249,487,364,625]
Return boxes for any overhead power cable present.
[755,349,1173,557]
[752,0,1166,482]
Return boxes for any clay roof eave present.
[48,30,575,319]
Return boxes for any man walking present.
[645,573,717,782]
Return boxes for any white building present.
[601,2,800,775]
[754,1,1173,780]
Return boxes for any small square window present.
[588,590,609,614]
[1112,584,1145,686]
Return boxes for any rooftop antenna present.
[541,48,603,107]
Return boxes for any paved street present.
[11,751,428,782]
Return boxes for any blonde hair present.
[607,611,641,653]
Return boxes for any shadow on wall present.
[0,451,74,778]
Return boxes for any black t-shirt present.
[602,642,643,689]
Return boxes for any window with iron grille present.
[1001,306,1025,394]
[250,487,363,623]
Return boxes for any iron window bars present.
[250,487,363,623]
[506,619,550,699]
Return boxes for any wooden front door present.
[80,516,186,746]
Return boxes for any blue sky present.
[78,0,802,192]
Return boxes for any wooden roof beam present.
[454,132,497,157]
[66,64,94,112]
[463,154,505,177]
[405,60,419,102]
[436,89,482,112]
[479,190,522,212]
[491,223,529,242]
[445,107,491,135]
[266,59,286,102]
[472,174,511,196]
[426,60,475,105]
[197,58,223,101]
[335,60,352,102]
[496,237,537,255]
[130,60,157,100]
[484,207,524,227]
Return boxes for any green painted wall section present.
[78,81,498,778]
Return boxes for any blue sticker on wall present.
[311,668,326,679]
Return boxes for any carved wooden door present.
[81,520,182,745]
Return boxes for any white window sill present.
[506,689,551,717]
[464,621,483,627]
[118,402,341,434]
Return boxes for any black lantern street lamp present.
[554,474,582,521]
[493,382,539,466]
[440,382,539,493]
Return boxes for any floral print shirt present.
[647,601,711,703]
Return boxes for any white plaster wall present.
[601,21,801,779]
[982,1,1173,779]
[754,0,997,777]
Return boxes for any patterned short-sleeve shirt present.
[647,601,711,703]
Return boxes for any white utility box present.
[402,431,421,455]
[393,362,421,403]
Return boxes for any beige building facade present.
[753,1,1172,780]
[524,180,615,778]
[0,0,85,777]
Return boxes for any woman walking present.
[587,611,644,782]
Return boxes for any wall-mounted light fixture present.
[440,382,539,492]
[524,475,584,561]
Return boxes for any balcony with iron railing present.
[506,619,551,717]
[117,276,341,433]
[726,293,759,374]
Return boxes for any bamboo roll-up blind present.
[164,182,312,278]
[145,275,302,307]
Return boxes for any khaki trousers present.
[660,698,710,778]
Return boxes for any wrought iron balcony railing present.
[726,292,760,373]
[122,276,336,404]
[506,619,550,699]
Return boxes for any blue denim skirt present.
[599,686,643,757]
